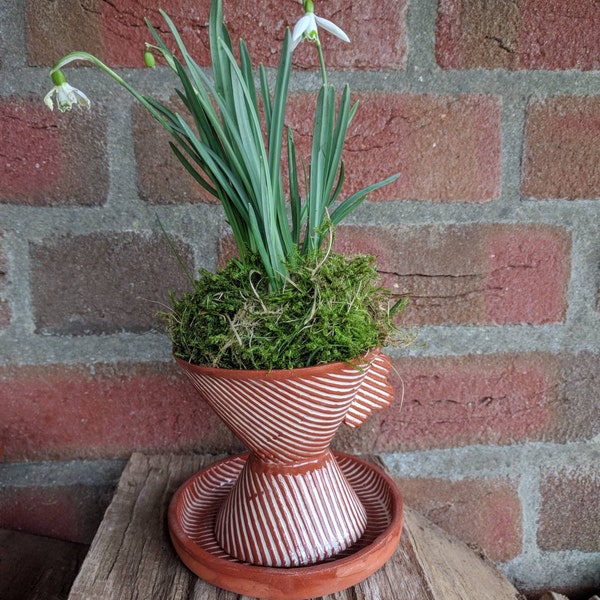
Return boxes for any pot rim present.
[173,347,383,380]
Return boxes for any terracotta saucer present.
[168,452,403,600]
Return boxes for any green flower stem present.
[50,51,176,136]
[315,39,327,87]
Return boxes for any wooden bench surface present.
[68,453,523,600]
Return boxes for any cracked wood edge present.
[402,509,524,600]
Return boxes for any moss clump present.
[165,251,406,370]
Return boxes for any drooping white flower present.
[291,0,350,51]
[44,70,91,112]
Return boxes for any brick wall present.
[0,0,599,595]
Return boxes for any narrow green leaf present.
[168,141,217,197]
[239,39,259,115]
[328,161,345,205]
[259,64,272,132]
[287,127,302,245]
[323,84,351,206]
[267,29,292,196]
[330,173,401,224]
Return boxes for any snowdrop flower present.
[291,0,350,51]
[44,70,91,112]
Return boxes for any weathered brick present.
[28,0,406,70]
[29,233,194,335]
[0,99,108,206]
[521,97,600,200]
[286,93,501,202]
[334,224,570,325]
[0,232,10,329]
[436,0,600,70]
[538,467,600,552]
[520,0,600,70]
[0,362,242,461]
[335,353,600,452]
[394,477,522,562]
[558,352,600,442]
[436,0,520,70]
[132,101,215,204]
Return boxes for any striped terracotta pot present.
[175,349,394,568]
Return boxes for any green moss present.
[164,251,409,370]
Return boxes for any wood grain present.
[68,453,522,600]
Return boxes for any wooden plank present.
[68,453,521,600]
[0,528,88,600]
[68,454,210,600]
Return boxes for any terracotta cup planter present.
[168,349,403,597]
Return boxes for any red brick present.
[521,97,600,200]
[0,362,242,461]
[436,0,600,70]
[287,93,501,202]
[538,468,600,552]
[519,0,600,70]
[132,101,216,204]
[335,353,599,452]
[29,233,194,335]
[0,99,108,206]
[27,0,406,70]
[334,224,570,325]
[394,477,522,561]
[485,226,571,323]
[0,484,112,544]
[436,0,520,70]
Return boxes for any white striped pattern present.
[177,350,393,459]
[214,451,367,566]
[174,350,394,567]
[171,452,396,564]
[343,352,394,428]
[179,363,367,462]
